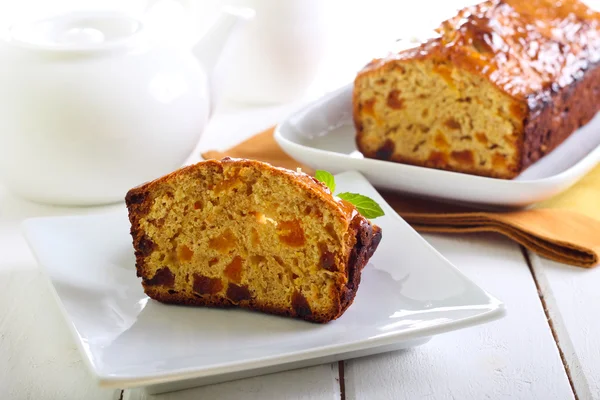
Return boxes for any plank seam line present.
[338,361,346,400]
[521,247,579,400]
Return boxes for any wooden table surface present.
[1,0,600,399]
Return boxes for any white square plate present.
[22,171,505,394]
[275,84,600,207]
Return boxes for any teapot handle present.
[192,6,254,116]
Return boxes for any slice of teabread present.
[126,158,382,323]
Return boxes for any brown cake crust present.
[354,0,600,179]
[126,158,382,323]
[338,218,382,316]
[520,63,600,168]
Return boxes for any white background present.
[1,1,600,399]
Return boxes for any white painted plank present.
[0,222,117,400]
[530,252,600,400]
[123,363,340,400]
[344,234,574,400]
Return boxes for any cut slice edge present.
[125,158,382,323]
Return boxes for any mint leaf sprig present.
[314,170,385,219]
[337,192,385,219]
[315,170,336,193]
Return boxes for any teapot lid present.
[7,11,145,53]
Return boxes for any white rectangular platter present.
[275,84,600,207]
[22,171,504,394]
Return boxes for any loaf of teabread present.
[353,0,600,179]
[125,158,382,323]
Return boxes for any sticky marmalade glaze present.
[362,0,600,109]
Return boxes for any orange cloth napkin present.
[203,127,600,268]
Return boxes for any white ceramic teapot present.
[0,7,252,205]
